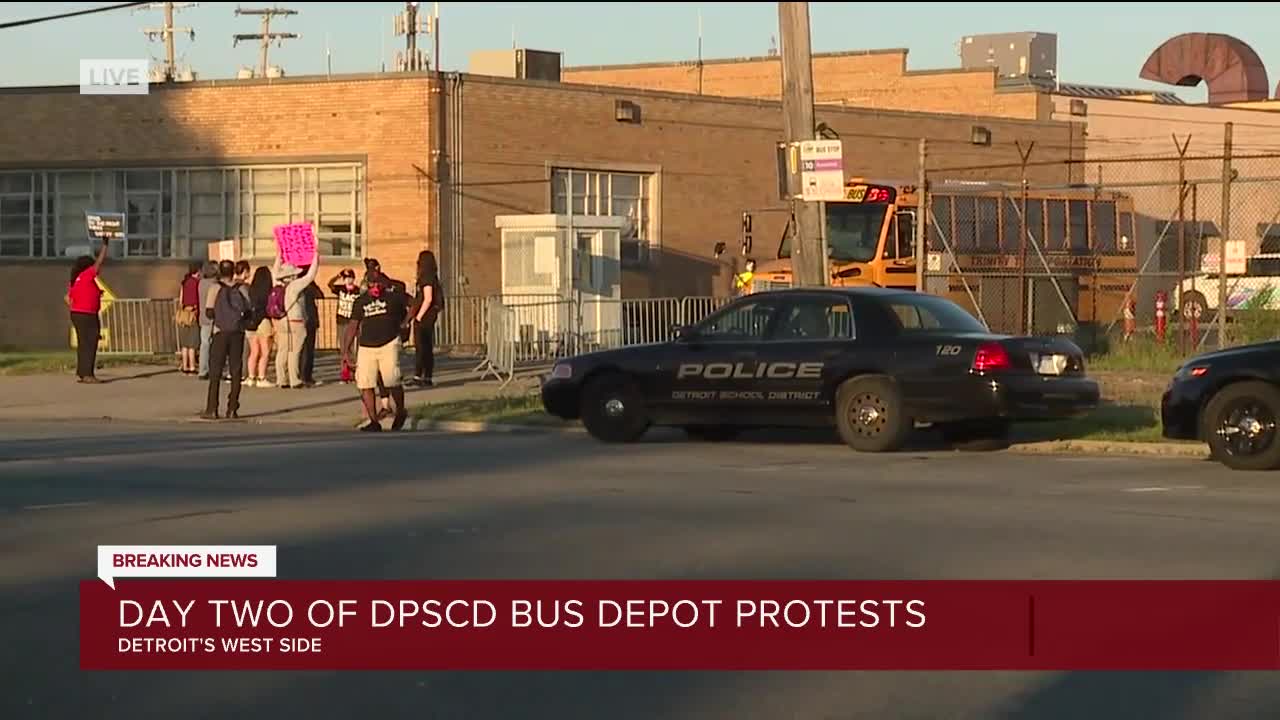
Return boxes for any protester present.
[245,266,275,387]
[177,262,202,375]
[66,240,109,383]
[234,260,252,381]
[357,257,405,417]
[270,250,320,389]
[300,279,324,387]
[349,268,409,432]
[201,260,251,420]
[196,261,219,379]
[328,268,360,384]
[408,250,444,387]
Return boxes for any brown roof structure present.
[1139,33,1270,104]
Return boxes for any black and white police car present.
[541,287,1100,451]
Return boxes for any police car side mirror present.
[672,324,695,342]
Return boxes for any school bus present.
[738,178,1141,333]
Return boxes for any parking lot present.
[4,420,1280,719]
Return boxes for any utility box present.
[960,32,1057,81]
[469,49,563,82]
[495,213,625,352]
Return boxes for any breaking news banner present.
[81,546,1280,672]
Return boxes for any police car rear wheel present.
[684,426,739,442]
[1201,381,1280,471]
[581,373,649,443]
[835,376,911,453]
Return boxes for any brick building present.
[0,68,1083,349]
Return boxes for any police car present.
[541,288,1100,451]
[1162,339,1280,471]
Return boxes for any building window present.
[0,163,364,260]
[551,167,655,265]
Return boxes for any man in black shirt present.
[349,270,409,432]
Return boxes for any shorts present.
[255,319,274,339]
[178,322,200,350]
[356,339,402,390]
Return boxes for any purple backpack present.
[266,285,287,319]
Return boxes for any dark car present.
[542,288,1100,451]
[1162,340,1280,471]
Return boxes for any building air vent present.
[469,49,563,82]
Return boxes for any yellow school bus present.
[741,178,1141,332]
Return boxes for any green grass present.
[1014,403,1176,444]
[0,351,175,376]
[1086,337,1188,374]
[411,394,562,428]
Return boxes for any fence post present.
[1219,122,1233,349]
[1016,141,1034,335]
[1174,134,1191,354]
[915,138,927,292]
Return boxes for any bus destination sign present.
[844,184,896,204]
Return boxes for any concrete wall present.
[562,49,1046,120]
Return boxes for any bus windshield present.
[780,203,889,263]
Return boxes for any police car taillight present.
[971,342,1012,372]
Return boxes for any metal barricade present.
[98,298,180,355]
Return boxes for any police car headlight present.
[550,362,573,380]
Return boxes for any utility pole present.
[777,2,824,287]
[233,5,299,78]
[1218,122,1233,349]
[140,2,196,82]
[393,1,432,71]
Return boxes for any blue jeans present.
[198,324,213,376]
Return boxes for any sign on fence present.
[274,223,317,266]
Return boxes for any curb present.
[410,419,581,435]
[1006,439,1209,459]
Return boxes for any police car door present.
[755,293,854,414]
[662,296,783,418]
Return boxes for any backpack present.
[213,285,250,333]
[265,285,287,319]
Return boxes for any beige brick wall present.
[0,75,429,348]
[563,50,1045,121]
[448,75,1081,299]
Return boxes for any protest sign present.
[274,223,316,266]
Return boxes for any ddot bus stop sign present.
[799,140,844,202]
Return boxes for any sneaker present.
[290,383,305,390]
[358,419,383,433]
[226,410,240,420]
[391,410,408,431]
[311,379,325,387]
[197,411,218,421]
[258,379,276,388]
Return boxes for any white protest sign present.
[97,545,278,589]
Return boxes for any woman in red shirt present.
[66,241,109,383]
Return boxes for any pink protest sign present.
[273,223,316,266]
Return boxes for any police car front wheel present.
[835,375,912,453]
[581,373,649,443]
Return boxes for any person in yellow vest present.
[733,259,757,295]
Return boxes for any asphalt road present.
[3,420,1280,720]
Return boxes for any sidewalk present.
[0,352,547,428]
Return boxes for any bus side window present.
[884,213,899,260]
[896,210,915,259]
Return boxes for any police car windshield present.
[887,295,988,333]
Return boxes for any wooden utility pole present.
[777,2,825,287]
[1218,122,1233,349]
[233,5,299,78]
[140,2,196,82]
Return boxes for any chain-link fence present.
[922,126,1280,361]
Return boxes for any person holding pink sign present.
[269,249,320,389]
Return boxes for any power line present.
[0,2,149,30]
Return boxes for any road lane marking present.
[1124,487,1170,493]
[22,501,98,511]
